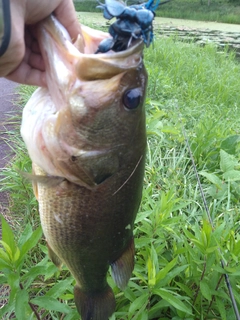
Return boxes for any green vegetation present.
[1,30,240,320]
[74,0,98,12]
[155,0,240,24]
[73,0,240,24]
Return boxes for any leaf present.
[0,241,13,260]
[123,286,136,302]
[190,239,205,253]
[148,299,170,318]
[135,210,152,223]
[202,220,212,246]
[30,296,72,313]
[156,257,178,283]
[63,309,80,320]
[59,293,74,301]
[13,247,21,262]
[199,171,222,188]
[232,239,240,256]
[39,243,48,254]
[129,292,148,314]
[18,223,33,248]
[1,217,16,254]
[17,226,42,266]
[0,257,11,269]
[220,135,240,155]
[44,263,60,281]
[135,237,153,249]
[133,309,148,320]
[216,296,227,320]
[147,244,159,287]
[7,271,20,297]
[15,288,30,319]
[207,184,228,199]
[200,280,212,301]
[159,265,189,287]
[46,278,73,298]
[212,222,226,242]
[206,246,218,253]
[223,169,240,181]
[153,288,192,315]
[175,281,193,297]
[0,247,11,263]
[220,149,238,173]
[147,255,156,287]
[22,265,47,288]
[20,225,42,255]
[161,126,179,135]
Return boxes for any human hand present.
[0,0,81,87]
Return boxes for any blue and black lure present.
[95,0,170,53]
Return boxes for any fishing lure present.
[96,0,169,53]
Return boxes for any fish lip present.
[40,15,144,60]
[39,16,145,82]
[94,40,144,59]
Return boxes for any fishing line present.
[175,104,240,320]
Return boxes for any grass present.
[73,0,240,24]
[155,0,240,24]
[1,25,240,320]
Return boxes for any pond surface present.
[154,17,240,33]
[78,12,240,33]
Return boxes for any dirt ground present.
[0,79,19,210]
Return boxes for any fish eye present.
[123,88,141,110]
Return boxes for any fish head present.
[21,16,147,188]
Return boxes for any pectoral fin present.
[21,171,65,187]
[111,238,135,290]
[47,242,62,268]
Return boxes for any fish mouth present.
[25,15,146,187]
[39,15,144,83]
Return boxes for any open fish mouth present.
[37,15,145,114]
[39,15,144,82]
[21,15,147,188]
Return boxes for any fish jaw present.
[21,15,147,188]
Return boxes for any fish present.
[21,15,147,320]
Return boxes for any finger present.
[27,52,45,72]
[24,28,45,71]
[6,59,46,87]
[25,26,41,54]
[54,0,82,41]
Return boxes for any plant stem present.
[193,256,207,306]
[205,273,224,319]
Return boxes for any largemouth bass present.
[21,15,147,320]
